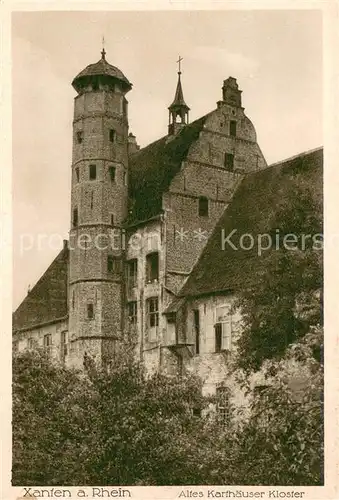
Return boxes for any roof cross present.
[101,36,106,59]
[177,55,183,74]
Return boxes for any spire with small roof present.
[168,56,190,135]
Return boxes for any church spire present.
[168,56,190,135]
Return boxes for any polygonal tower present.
[68,49,132,369]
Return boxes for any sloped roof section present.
[128,115,208,224]
[181,147,323,297]
[13,246,69,332]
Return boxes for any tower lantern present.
[168,56,190,135]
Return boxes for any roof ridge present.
[268,146,323,168]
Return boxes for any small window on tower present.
[73,208,78,228]
[87,303,94,320]
[89,164,96,180]
[109,129,116,143]
[75,167,79,183]
[230,121,237,137]
[76,131,83,144]
[198,196,209,217]
[110,213,115,226]
[109,166,116,182]
[107,255,114,273]
[224,153,234,171]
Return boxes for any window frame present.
[87,303,94,320]
[89,164,97,180]
[127,259,138,289]
[146,297,159,340]
[109,129,116,143]
[229,120,237,137]
[109,166,116,182]
[198,196,209,217]
[214,305,232,353]
[216,386,231,428]
[73,208,78,228]
[224,153,234,171]
[146,252,159,283]
[128,301,138,325]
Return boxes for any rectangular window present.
[107,256,121,274]
[128,301,137,325]
[230,120,237,137]
[13,340,19,353]
[107,255,114,272]
[127,259,138,289]
[224,153,234,171]
[198,196,209,217]
[147,297,159,329]
[193,309,200,355]
[216,386,231,428]
[89,164,96,180]
[146,252,159,283]
[75,167,79,183]
[123,171,127,186]
[215,306,232,353]
[28,337,34,350]
[87,303,94,320]
[60,331,68,362]
[110,213,115,226]
[43,334,52,356]
[109,129,116,143]
[76,131,83,144]
[109,166,116,182]
[73,208,78,228]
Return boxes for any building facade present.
[13,51,322,408]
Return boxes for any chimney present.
[217,77,243,109]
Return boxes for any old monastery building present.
[13,50,323,397]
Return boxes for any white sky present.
[12,10,322,309]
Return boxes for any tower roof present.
[168,72,190,111]
[72,49,132,92]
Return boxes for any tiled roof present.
[127,114,208,224]
[72,55,132,91]
[12,246,69,332]
[180,147,323,297]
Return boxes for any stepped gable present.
[180,147,323,297]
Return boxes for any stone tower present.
[68,49,132,368]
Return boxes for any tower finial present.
[177,55,183,74]
[101,36,106,59]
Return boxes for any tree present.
[12,345,232,485]
[234,183,322,373]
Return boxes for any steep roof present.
[180,147,323,297]
[169,73,190,110]
[13,246,69,332]
[127,114,208,224]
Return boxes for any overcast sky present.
[12,9,322,309]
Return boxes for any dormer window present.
[198,196,209,217]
